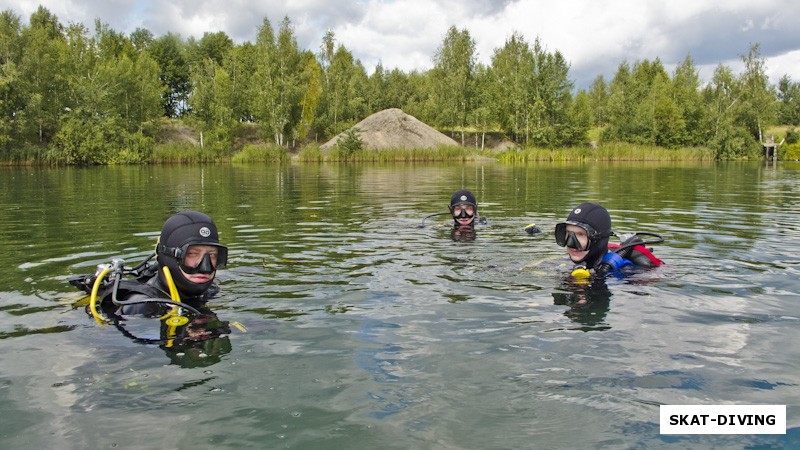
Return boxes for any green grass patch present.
[0,143,50,165]
[231,144,289,163]
[297,145,323,162]
[498,143,716,163]
[782,142,800,161]
[151,143,222,163]
[325,145,478,162]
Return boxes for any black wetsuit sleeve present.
[116,292,166,316]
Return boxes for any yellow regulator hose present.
[160,266,189,340]
[161,266,182,303]
[89,267,111,324]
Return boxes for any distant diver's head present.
[555,202,612,269]
[449,189,477,226]
[157,211,228,296]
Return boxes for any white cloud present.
[767,49,800,83]
[1,0,799,89]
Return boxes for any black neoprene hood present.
[564,202,612,269]
[450,189,477,208]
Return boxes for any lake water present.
[1,161,799,448]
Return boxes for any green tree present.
[400,70,435,123]
[738,43,777,141]
[322,44,364,135]
[0,10,21,64]
[587,75,608,126]
[130,27,153,53]
[651,73,685,148]
[432,26,476,145]
[740,44,777,138]
[48,20,157,164]
[529,38,574,146]
[0,10,23,152]
[702,64,754,158]
[567,89,592,146]
[367,62,388,113]
[273,17,303,146]
[491,31,533,143]
[125,51,163,131]
[672,55,704,145]
[251,16,304,146]
[190,57,234,150]
[194,31,233,66]
[469,63,496,149]
[605,59,677,145]
[297,52,322,142]
[223,41,257,122]
[149,32,190,117]
[777,75,800,125]
[603,62,633,142]
[385,68,412,111]
[252,17,278,140]
[18,6,67,143]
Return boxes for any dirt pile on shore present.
[155,120,199,145]
[320,108,459,153]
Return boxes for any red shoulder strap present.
[608,243,664,266]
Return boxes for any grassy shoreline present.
[2,121,793,165]
[2,140,793,165]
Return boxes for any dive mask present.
[555,221,610,251]
[450,203,475,219]
[158,243,228,274]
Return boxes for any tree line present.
[1,5,799,164]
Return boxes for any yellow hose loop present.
[89,267,111,324]
[158,266,185,321]
[162,266,181,303]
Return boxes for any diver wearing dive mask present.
[555,202,612,270]
[449,189,478,227]
[70,210,229,318]
[156,211,228,297]
[554,202,666,279]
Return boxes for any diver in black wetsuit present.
[69,211,233,366]
[70,210,228,318]
[552,202,664,328]
[555,202,613,274]
[554,202,664,279]
[117,210,228,316]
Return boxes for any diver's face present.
[565,224,590,263]
[180,245,218,284]
[452,204,475,225]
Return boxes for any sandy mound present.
[320,108,459,152]
[156,120,199,146]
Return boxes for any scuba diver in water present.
[554,202,664,279]
[551,202,664,328]
[449,189,478,227]
[69,211,235,366]
[449,189,480,241]
[419,189,487,241]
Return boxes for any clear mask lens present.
[555,222,592,251]
[452,204,475,218]
[177,244,228,274]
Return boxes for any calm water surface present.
[1,162,799,449]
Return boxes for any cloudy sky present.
[5,0,800,90]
